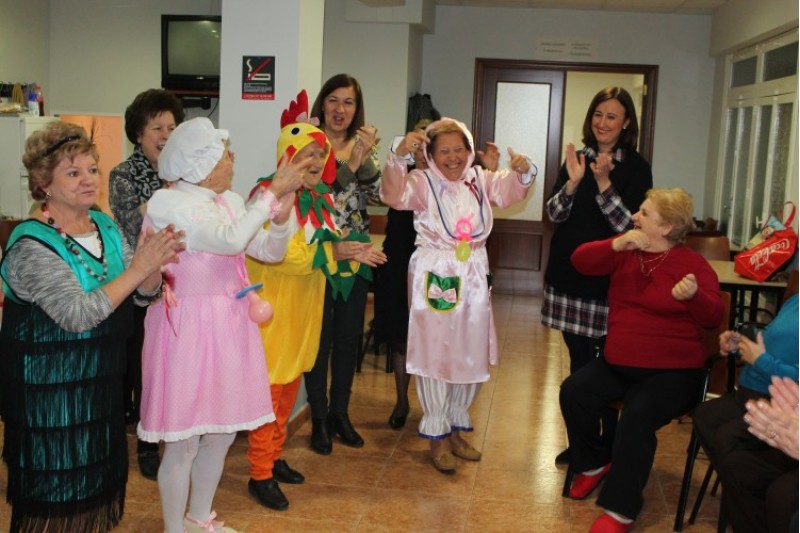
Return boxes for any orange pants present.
[247,376,302,481]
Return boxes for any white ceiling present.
[358,0,727,15]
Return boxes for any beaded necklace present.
[637,248,671,277]
[42,203,108,282]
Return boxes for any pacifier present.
[236,282,274,324]
[454,216,473,262]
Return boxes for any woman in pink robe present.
[380,118,537,472]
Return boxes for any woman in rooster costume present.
[245,91,386,511]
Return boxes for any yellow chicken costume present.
[245,90,338,488]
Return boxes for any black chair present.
[672,291,732,531]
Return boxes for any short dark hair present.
[582,86,639,152]
[310,74,365,140]
[124,89,185,145]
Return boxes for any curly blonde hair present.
[23,121,98,201]
[646,188,696,243]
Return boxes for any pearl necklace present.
[637,248,671,277]
[42,203,108,282]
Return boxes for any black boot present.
[310,417,332,455]
[273,459,305,484]
[327,412,364,448]
[137,439,160,480]
[248,478,289,511]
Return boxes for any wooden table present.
[708,260,788,327]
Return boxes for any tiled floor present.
[0,293,722,532]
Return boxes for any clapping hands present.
[744,376,799,459]
[133,224,186,276]
[349,125,380,172]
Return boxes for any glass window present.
[731,56,757,87]
[768,102,793,216]
[730,106,752,247]
[764,42,798,81]
[717,30,797,248]
[748,105,771,233]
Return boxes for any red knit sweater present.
[571,238,724,369]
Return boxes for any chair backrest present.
[705,291,733,397]
[783,269,799,303]
[685,234,731,262]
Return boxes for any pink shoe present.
[568,463,611,500]
[183,511,239,532]
[589,513,634,532]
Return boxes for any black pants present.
[562,332,618,446]
[718,448,798,533]
[560,357,704,519]
[305,276,369,418]
[693,387,770,471]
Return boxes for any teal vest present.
[2,210,126,305]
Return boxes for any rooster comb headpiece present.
[277,90,335,185]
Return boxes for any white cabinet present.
[0,115,58,219]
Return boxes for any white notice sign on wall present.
[534,38,597,61]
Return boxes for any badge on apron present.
[425,271,460,312]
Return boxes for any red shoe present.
[568,463,611,500]
[589,513,634,533]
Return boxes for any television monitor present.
[161,15,221,93]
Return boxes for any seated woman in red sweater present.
[559,187,724,533]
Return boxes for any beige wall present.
[711,0,798,54]
[0,0,50,109]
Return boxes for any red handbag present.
[734,202,798,282]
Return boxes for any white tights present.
[159,433,236,533]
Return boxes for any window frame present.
[714,29,798,248]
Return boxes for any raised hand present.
[270,152,310,198]
[349,124,380,171]
[564,143,585,194]
[590,152,615,192]
[507,147,530,174]
[395,131,429,158]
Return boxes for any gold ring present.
[767,431,777,439]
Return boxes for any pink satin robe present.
[381,154,532,384]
